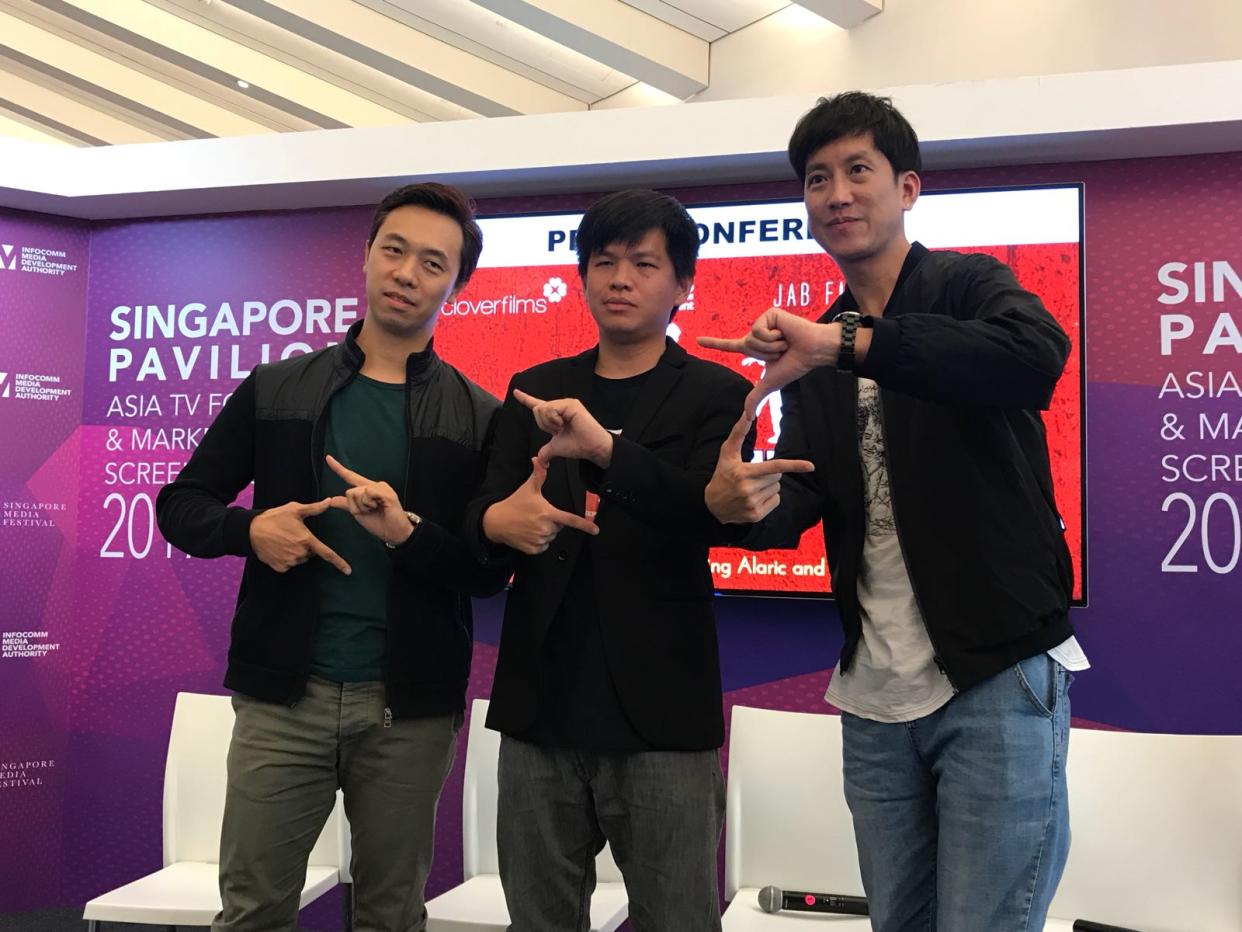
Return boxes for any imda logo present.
[0,246,15,271]
[0,373,8,398]
[543,277,568,303]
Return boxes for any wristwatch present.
[833,310,863,372]
[384,510,423,549]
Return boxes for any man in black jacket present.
[156,183,507,932]
[466,190,805,932]
[701,93,1087,932]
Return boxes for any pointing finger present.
[513,389,547,411]
[297,497,334,518]
[746,457,816,477]
[325,454,369,487]
[697,335,749,355]
[720,411,754,461]
[549,508,600,536]
[307,534,352,575]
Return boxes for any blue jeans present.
[841,652,1073,932]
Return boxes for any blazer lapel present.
[620,338,687,443]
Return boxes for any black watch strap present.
[834,311,861,372]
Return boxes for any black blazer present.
[467,339,751,750]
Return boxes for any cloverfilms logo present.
[543,276,568,303]
[444,278,555,318]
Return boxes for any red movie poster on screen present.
[433,189,1084,598]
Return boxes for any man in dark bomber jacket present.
[157,183,506,932]
[702,93,1085,932]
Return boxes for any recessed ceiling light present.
[236,79,250,89]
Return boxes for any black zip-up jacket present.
[746,243,1076,693]
[156,320,508,716]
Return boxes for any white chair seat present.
[82,860,338,926]
[722,888,871,929]
[81,693,350,929]
[427,874,628,932]
[425,700,629,932]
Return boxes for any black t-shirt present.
[517,370,654,751]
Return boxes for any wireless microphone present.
[757,885,869,915]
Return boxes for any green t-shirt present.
[310,374,406,682]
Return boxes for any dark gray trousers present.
[213,676,460,932]
[497,736,725,932]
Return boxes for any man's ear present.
[900,170,921,210]
[675,275,694,307]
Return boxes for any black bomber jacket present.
[747,243,1077,693]
[156,320,508,717]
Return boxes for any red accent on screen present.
[434,242,1083,599]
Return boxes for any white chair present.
[1044,727,1242,932]
[721,705,869,930]
[425,698,629,932]
[83,691,351,930]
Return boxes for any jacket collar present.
[565,335,689,375]
[837,241,929,316]
[340,318,441,382]
[564,336,687,437]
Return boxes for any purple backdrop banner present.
[0,212,89,908]
[1,151,1240,922]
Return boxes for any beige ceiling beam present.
[0,65,166,144]
[469,0,709,99]
[617,0,726,41]
[0,8,273,138]
[217,0,585,117]
[358,0,633,103]
[0,41,206,140]
[10,0,338,133]
[794,0,882,29]
[0,108,78,145]
[145,0,473,123]
[624,0,789,36]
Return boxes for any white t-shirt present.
[825,378,1087,724]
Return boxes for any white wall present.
[699,0,1242,102]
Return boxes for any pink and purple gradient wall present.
[2,151,1240,924]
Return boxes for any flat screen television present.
[433,185,1086,600]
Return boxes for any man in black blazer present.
[466,189,811,932]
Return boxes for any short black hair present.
[576,189,698,285]
[787,91,921,184]
[367,182,483,289]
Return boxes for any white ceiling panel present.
[0,0,882,147]
[469,0,708,98]
[662,0,790,33]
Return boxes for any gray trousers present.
[496,736,725,932]
[213,676,460,932]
